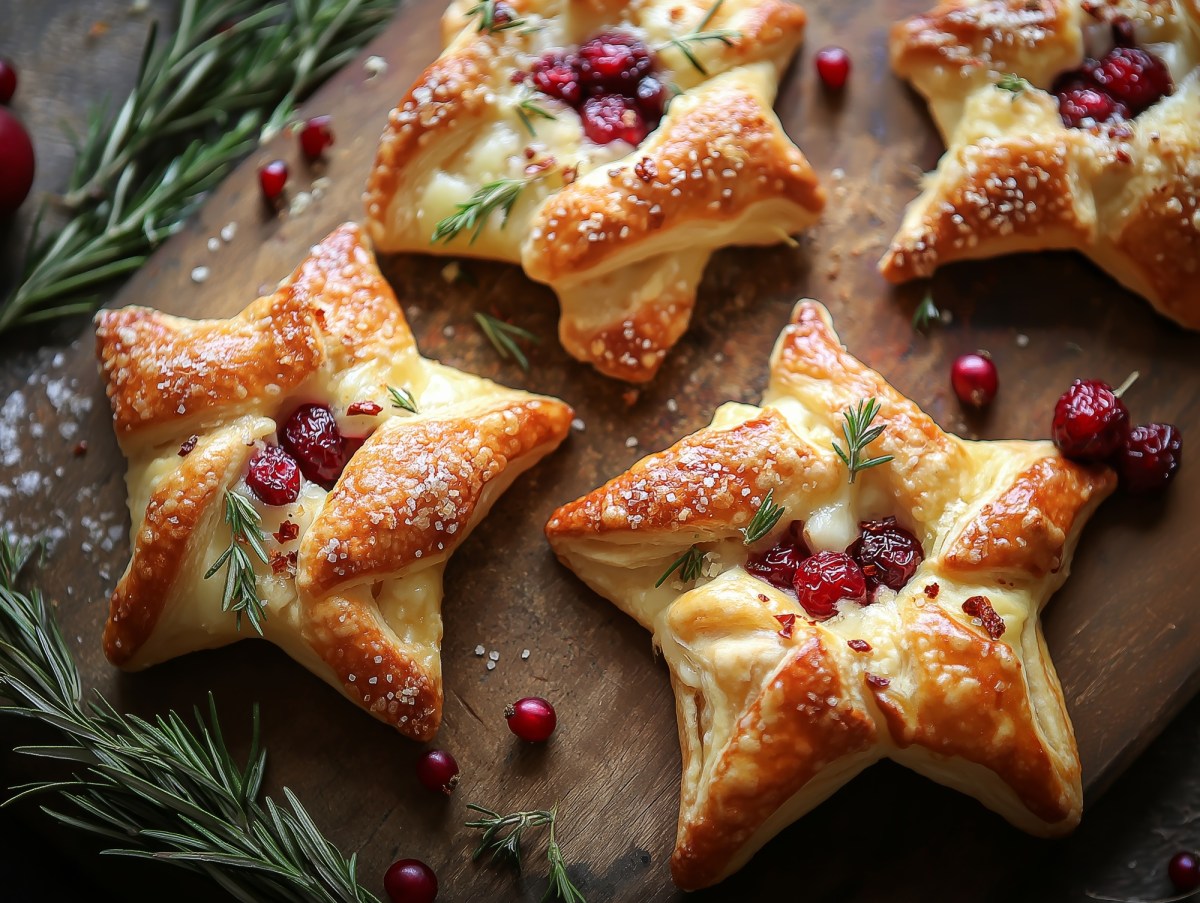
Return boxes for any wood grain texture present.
[0,1,1198,901]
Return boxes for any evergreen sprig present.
[833,398,895,484]
[656,546,705,588]
[465,803,586,902]
[474,312,538,371]
[432,177,534,245]
[740,489,786,545]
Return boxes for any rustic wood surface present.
[2,1,1199,901]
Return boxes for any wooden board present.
[3,0,1199,900]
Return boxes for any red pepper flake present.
[72,440,88,457]
[757,594,770,604]
[178,435,199,456]
[525,155,556,176]
[847,638,871,653]
[865,673,890,689]
[775,613,796,638]
[962,595,1006,640]
[270,550,298,576]
[347,401,382,416]
[923,582,940,599]
[634,156,658,183]
[273,520,299,544]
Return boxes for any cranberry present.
[815,46,851,90]
[848,517,924,592]
[746,521,811,590]
[531,51,583,106]
[298,115,335,160]
[581,94,648,145]
[635,75,669,118]
[951,353,998,408]
[246,445,302,506]
[1055,85,1128,128]
[576,32,653,96]
[0,108,34,215]
[1051,379,1129,462]
[258,159,288,204]
[505,696,557,742]
[0,59,16,104]
[1118,423,1182,493]
[415,749,460,795]
[280,404,347,489]
[1091,47,1171,115]
[794,551,867,619]
[384,858,438,903]
[1168,851,1200,893]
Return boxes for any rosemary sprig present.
[466,0,527,34]
[741,489,786,545]
[912,293,940,332]
[465,803,587,902]
[0,535,378,902]
[432,177,534,245]
[544,811,587,903]
[0,0,399,336]
[474,312,538,371]
[204,490,270,634]
[516,93,557,137]
[658,0,740,76]
[655,546,705,587]
[387,384,418,414]
[833,398,895,484]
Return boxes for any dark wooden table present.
[2,2,1200,902]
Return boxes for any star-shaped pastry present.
[546,301,1114,889]
[365,0,825,381]
[882,0,1200,330]
[95,223,572,740]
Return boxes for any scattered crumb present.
[940,308,954,325]
[625,436,638,448]
[190,266,209,283]
[288,191,312,216]
[311,176,332,198]
[831,167,845,180]
[364,55,388,79]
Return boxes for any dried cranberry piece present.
[246,445,302,506]
[576,31,653,96]
[581,94,648,145]
[1051,379,1129,461]
[1055,84,1128,128]
[848,517,924,592]
[531,50,583,106]
[745,521,810,590]
[793,551,867,620]
[1117,422,1183,493]
[635,75,669,119]
[280,404,347,490]
[1091,47,1171,115]
[962,595,1006,640]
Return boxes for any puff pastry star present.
[882,0,1200,330]
[95,223,573,741]
[546,301,1114,890]
[365,0,825,381]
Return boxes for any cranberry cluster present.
[1052,20,1172,129]
[525,32,668,146]
[245,403,361,505]
[747,517,925,620]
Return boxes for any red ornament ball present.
[505,696,557,742]
[384,858,438,903]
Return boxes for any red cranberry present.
[1168,851,1200,893]
[576,32,653,96]
[1051,379,1129,462]
[581,94,648,145]
[280,404,347,489]
[531,51,583,106]
[635,75,669,119]
[415,749,460,795]
[0,108,34,215]
[505,696,556,742]
[246,445,302,506]
[815,46,851,90]
[951,353,998,408]
[848,517,924,592]
[298,115,335,160]
[746,521,810,591]
[1055,85,1128,128]
[1092,47,1171,115]
[0,59,16,104]
[384,858,438,903]
[258,159,288,204]
[1118,423,1182,493]
[793,551,866,619]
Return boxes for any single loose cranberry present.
[576,32,653,95]
[1055,85,1128,128]
[0,59,17,104]
[848,517,924,592]
[0,108,34,215]
[258,159,288,204]
[635,75,669,118]
[384,858,438,903]
[746,521,811,591]
[1118,423,1182,493]
[531,51,583,106]
[505,696,557,742]
[794,551,867,619]
[415,749,460,795]
[1091,47,1171,115]
[581,94,648,145]
[1168,851,1200,893]
[951,353,999,408]
[1051,379,1129,462]
[280,404,347,489]
[246,445,302,506]
[815,46,851,90]
[298,115,335,160]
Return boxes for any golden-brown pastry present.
[365,0,825,381]
[95,223,573,741]
[882,0,1200,330]
[546,300,1114,890]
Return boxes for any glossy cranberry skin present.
[0,108,34,215]
[1051,379,1129,462]
[298,115,334,160]
[951,353,999,408]
[1091,47,1171,115]
[1055,85,1128,128]
[1168,851,1200,893]
[280,404,348,489]
[1118,423,1183,493]
[746,521,811,591]
[581,94,648,145]
[415,749,460,795]
[815,46,851,90]
[246,445,302,506]
[505,696,557,742]
[384,858,438,903]
[635,75,669,118]
[258,159,288,203]
[531,51,583,106]
[0,59,17,104]
[848,517,925,592]
[793,551,867,619]
[576,32,653,95]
